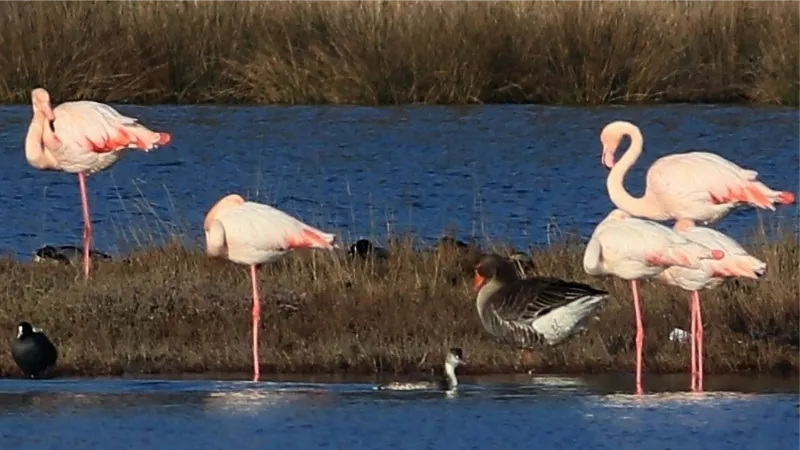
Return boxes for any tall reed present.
[0,1,796,105]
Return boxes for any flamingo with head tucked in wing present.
[599,120,795,225]
[654,219,766,393]
[204,193,339,382]
[25,88,172,280]
[583,209,726,395]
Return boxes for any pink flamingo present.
[204,193,338,382]
[600,120,795,225]
[25,88,171,280]
[583,209,725,394]
[654,219,766,393]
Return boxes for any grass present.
[0,1,797,105]
[0,228,796,378]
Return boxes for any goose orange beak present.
[473,271,485,291]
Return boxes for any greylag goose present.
[473,254,609,368]
[374,348,465,391]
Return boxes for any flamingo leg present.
[630,279,644,395]
[77,173,92,281]
[690,293,697,391]
[250,264,261,382]
[693,290,704,393]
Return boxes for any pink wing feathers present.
[51,101,171,154]
[206,200,337,266]
[656,226,766,291]
[583,210,725,280]
[650,152,794,212]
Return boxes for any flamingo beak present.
[473,271,486,291]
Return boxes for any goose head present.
[473,254,520,291]
[446,347,466,369]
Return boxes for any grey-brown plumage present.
[474,254,609,349]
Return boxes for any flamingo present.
[204,193,338,382]
[600,120,795,225]
[654,219,766,393]
[25,88,172,280]
[583,209,726,394]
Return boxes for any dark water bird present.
[348,239,390,261]
[34,245,112,266]
[473,254,608,370]
[375,347,466,391]
[11,322,58,379]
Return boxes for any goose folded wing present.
[495,278,607,322]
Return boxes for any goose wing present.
[493,277,608,322]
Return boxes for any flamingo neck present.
[606,126,669,220]
[205,221,228,258]
[25,112,58,170]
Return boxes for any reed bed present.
[0,1,796,105]
[0,229,796,378]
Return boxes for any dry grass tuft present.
[0,230,796,378]
[0,1,796,105]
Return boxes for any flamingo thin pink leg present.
[690,294,697,391]
[250,264,261,382]
[630,280,644,395]
[77,173,92,281]
[693,290,704,392]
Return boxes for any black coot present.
[11,322,58,379]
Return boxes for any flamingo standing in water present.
[204,193,338,382]
[583,209,726,394]
[654,219,766,393]
[25,88,171,280]
[600,120,795,225]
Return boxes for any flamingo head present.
[204,193,246,231]
[31,88,55,121]
[599,120,638,169]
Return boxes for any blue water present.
[0,376,796,449]
[0,104,797,260]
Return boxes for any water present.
[1,104,798,259]
[0,375,796,449]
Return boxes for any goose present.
[11,322,58,379]
[473,254,609,367]
[374,348,465,391]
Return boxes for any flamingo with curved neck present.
[24,88,172,280]
[601,120,795,225]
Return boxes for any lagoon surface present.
[0,104,797,259]
[0,374,797,449]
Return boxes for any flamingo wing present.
[53,101,169,154]
[222,202,335,255]
[650,152,781,210]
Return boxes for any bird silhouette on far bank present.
[11,322,58,379]
[34,245,112,266]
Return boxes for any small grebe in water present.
[375,348,465,391]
